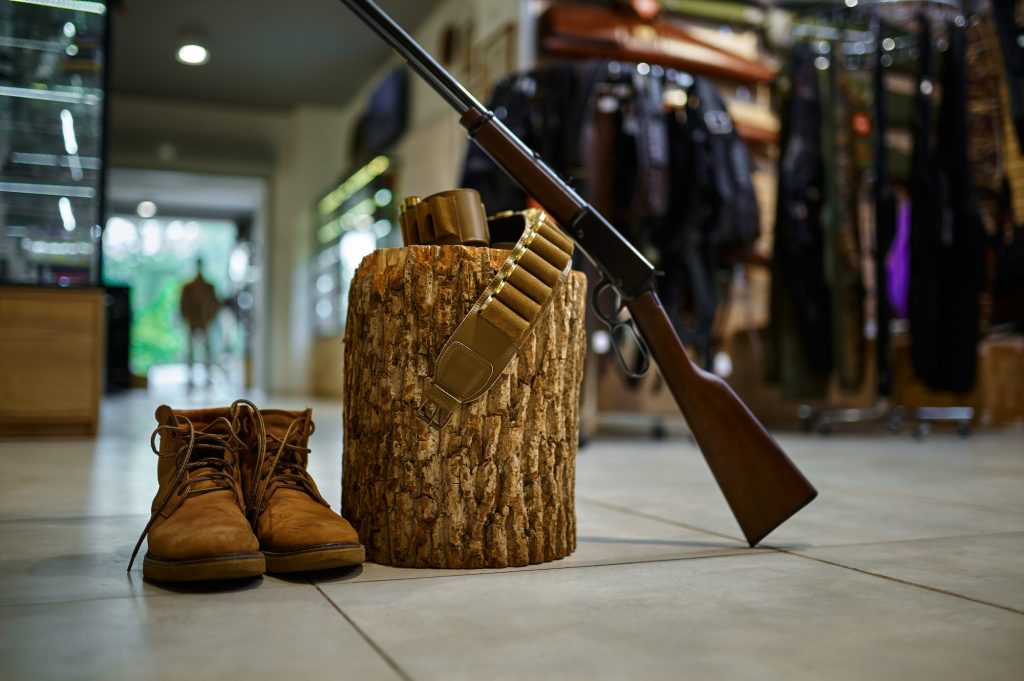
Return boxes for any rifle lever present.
[591,276,651,379]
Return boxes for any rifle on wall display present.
[339,0,817,547]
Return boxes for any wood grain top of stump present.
[342,245,587,568]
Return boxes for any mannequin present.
[179,259,219,388]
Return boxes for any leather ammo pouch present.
[399,189,574,429]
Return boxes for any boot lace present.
[230,399,328,525]
[127,416,244,571]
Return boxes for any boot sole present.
[263,543,365,573]
[142,552,265,582]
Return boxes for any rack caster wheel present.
[887,414,903,433]
[817,422,832,436]
[797,405,815,433]
[956,421,971,438]
[913,423,931,441]
[651,421,667,441]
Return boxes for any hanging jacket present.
[993,0,1024,149]
[821,45,866,393]
[767,43,833,399]
[909,20,987,393]
[874,19,897,397]
[460,62,761,368]
[886,199,912,318]
[657,75,761,366]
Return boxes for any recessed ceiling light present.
[137,201,157,218]
[176,43,209,66]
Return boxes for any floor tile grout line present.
[815,482,1024,517]
[0,575,312,609]
[582,495,1024,552]
[0,585,274,609]
[581,496,1024,614]
[0,552,756,609]
[315,585,417,681]
[0,594,150,609]
[578,496,747,544]
[319,550,762,587]
[766,529,1024,552]
[0,513,151,524]
[777,549,1024,616]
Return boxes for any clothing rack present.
[794,5,976,438]
[773,0,965,9]
[520,3,776,439]
[789,0,975,46]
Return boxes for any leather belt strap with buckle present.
[399,189,574,430]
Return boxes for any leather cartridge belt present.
[399,188,526,249]
[399,189,575,429]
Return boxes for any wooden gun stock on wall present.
[339,0,817,546]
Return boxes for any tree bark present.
[342,245,587,568]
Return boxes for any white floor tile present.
[795,531,1024,612]
[321,552,1023,681]
[576,436,1024,548]
[0,587,402,681]
[0,515,303,606]
[1,391,1022,680]
[317,499,748,585]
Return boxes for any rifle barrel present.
[340,0,480,114]
[340,0,657,297]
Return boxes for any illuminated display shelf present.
[0,0,108,286]
[311,156,399,337]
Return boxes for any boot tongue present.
[262,411,310,460]
[258,411,316,498]
[184,419,235,492]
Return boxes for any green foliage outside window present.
[102,217,237,376]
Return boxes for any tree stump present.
[342,245,587,568]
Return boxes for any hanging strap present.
[400,192,574,429]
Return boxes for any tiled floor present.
[1,391,1021,680]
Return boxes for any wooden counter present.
[0,286,104,436]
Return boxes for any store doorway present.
[103,169,267,396]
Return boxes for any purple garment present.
[886,199,911,317]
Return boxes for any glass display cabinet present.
[0,0,108,435]
[0,0,108,286]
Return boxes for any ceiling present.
[110,0,441,109]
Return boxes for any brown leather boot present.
[231,400,364,573]
[128,405,264,582]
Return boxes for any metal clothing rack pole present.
[799,2,975,439]
[774,0,964,9]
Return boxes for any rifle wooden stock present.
[627,292,817,546]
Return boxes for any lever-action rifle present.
[340,0,817,547]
